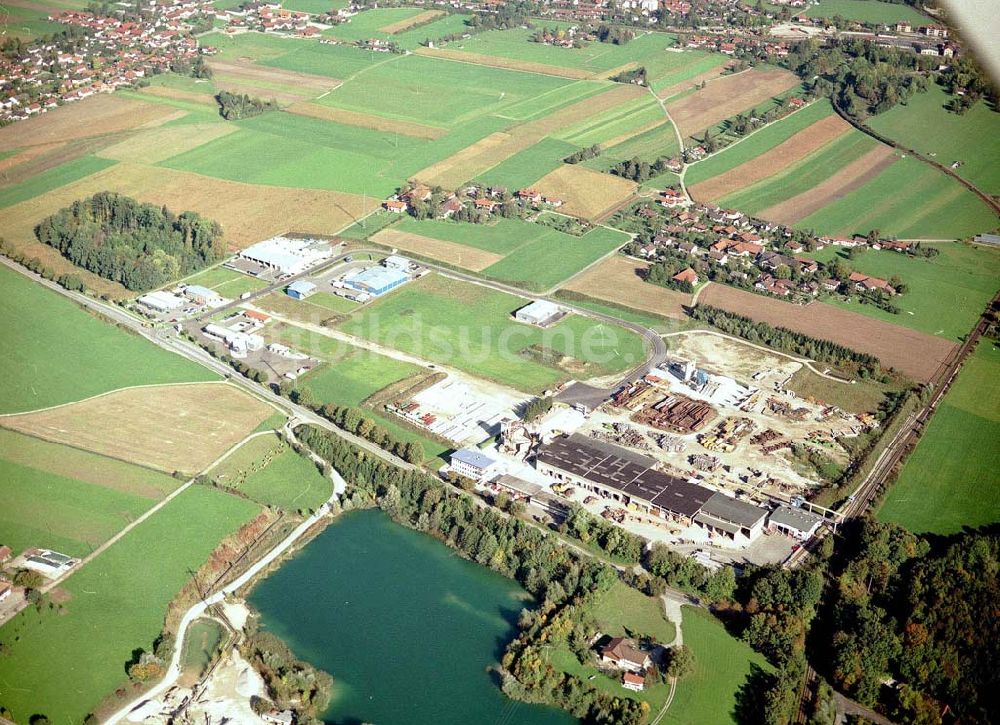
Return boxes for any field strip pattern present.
[534,164,637,220]
[371,228,504,271]
[413,46,596,79]
[1,382,274,473]
[413,84,644,187]
[757,145,897,224]
[688,114,852,201]
[665,67,799,139]
[286,102,448,139]
[698,283,957,382]
[96,123,238,164]
[380,9,444,33]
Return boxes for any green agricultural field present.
[392,217,546,255]
[807,243,1000,341]
[0,485,260,723]
[0,5,65,41]
[212,432,331,511]
[321,7,424,42]
[553,291,678,332]
[294,343,422,406]
[494,79,610,122]
[0,437,171,557]
[0,155,118,209]
[878,341,1000,534]
[179,264,244,289]
[281,0,347,12]
[662,607,773,725]
[649,52,728,95]
[719,131,877,213]
[556,95,664,147]
[392,13,471,50]
[474,137,581,190]
[300,290,359,314]
[387,217,629,290]
[319,54,576,127]
[481,225,628,290]
[798,156,1000,239]
[269,329,450,459]
[159,112,426,197]
[340,210,401,239]
[868,85,1000,194]
[684,100,834,186]
[599,120,679,164]
[803,0,928,25]
[205,31,304,61]
[337,274,647,392]
[0,265,217,413]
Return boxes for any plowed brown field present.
[688,113,851,201]
[665,68,799,138]
[698,283,956,382]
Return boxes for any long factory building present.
[535,433,767,543]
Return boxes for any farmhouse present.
[385,199,407,213]
[343,266,410,297]
[23,549,76,577]
[849,272,895,295]
[237,236,334,276]
[286,280,317,300]
[514,300,563,327]
[0,545,11,563]
[600,637,650,672]
[450,448,500,481]
[0,580,11,603]
[768,505,824,540]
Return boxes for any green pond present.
[250,508,577,725]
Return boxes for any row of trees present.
[689,305,884,378]
[594,24,634,45]
[216,90,279,120]
[0,238,87,293]
[564,144,602,164]
[34,192,225,291]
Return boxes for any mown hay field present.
[534,164,637,220]
[0,94,183,150]
[3,382,273,473]
[561,255,691,319]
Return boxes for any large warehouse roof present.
[536,434,712,517]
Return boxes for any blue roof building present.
[286,280,317,299]
[344,266,409,296]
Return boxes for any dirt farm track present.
[698,283,957,382]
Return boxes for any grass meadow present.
[662,607,773,725]
[868,85,1000,194]
[807,243,1000,341]
[800,0,928,24]
[211,432,331,511]
[474,137,580,190]
[0,485,260,724]
[0,265,217,413]
[337,274,647,392]
[878,341,1000,534]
